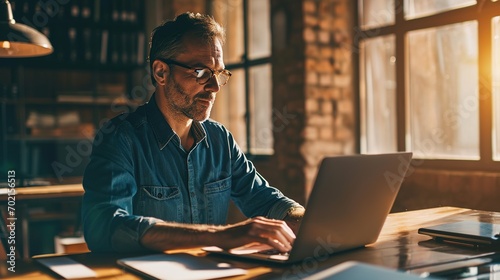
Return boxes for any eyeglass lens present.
[196,69,230,86]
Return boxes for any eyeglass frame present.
[156,58,232,86]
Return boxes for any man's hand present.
[140,216,296,253]
[215,216,296,253]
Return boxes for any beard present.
[164,73,215,122]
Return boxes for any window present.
[209,0,273,155]
[357,1,500,170]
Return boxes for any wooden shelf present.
[0,184,84,201]
[6,136,91,142]
[28,212,77,222]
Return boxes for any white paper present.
[117,253,247,280]
[37,256,97,279]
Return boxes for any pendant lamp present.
[0,0,53,58]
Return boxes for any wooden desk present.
[1,206,500,279]
[0,184,84,259]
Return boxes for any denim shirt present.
[81,94,301,252]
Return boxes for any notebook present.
[303,261,441,280]
[117,253,247,280]
[418,221,500,248]
[204,152,413,263]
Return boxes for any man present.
[82,12,304,253]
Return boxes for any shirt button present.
[157,193,163,198]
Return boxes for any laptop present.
[204,152,413,263]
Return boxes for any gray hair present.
[148,12,225,86]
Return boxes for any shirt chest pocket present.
[204,176,232,225]
[135,185,183,222]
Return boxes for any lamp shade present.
[0,0,53,58]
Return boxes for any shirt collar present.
[146,93,209,150]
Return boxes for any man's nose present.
[204,75,221,92]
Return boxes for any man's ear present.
[152,60,169,86]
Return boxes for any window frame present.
[208,0,272,156]
[355,1,500,172]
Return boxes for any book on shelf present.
[96,83,127,103]
[26,111,81,129]
[11,0,145,66]
[57,91,94,103]
[57,85,127,104]
[30,123,95,138]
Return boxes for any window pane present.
[249,64,273,154]
[407,21,479,159]
[404,0,475,19]
[358,0,395,30]
[248,0,271,59]
[211,69,247,150]
[492,17,500,161]
[360,35,397,153]
[211,0,244,64]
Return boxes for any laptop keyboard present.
[258,248,290,256]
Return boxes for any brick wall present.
[271,0,355,204]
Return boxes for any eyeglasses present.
[157,58,232,86]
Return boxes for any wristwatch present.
[284,206,305,222]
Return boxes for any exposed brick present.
[301,140,344,163]
[318,30,331,44]
[305,44,320,57]
[320,46,333,57]
[321,100,333,114]
[315,87,339,99]
[304,14,318,27]
[307,114,325,126]
[334,1,348,15]
[303,27,316,43]
[317,60,334,73]
[333,30,350,44]
[337,99,352,114]
[329,88,342,99]
[303,0,316,14]
[335,126,352,141]
[318,1,334,16]
[333,74,351,88]
[319,126,334,140]
[305,88,318,98]
[339,88,353,99]
[305,58,316,71]
[306,72,318,85]
[335,60,351,75]
[305,98,319,113]
[319,73,333,87]
[334,48,352,62]
[303,126,318,140]
[319,18,333,30]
